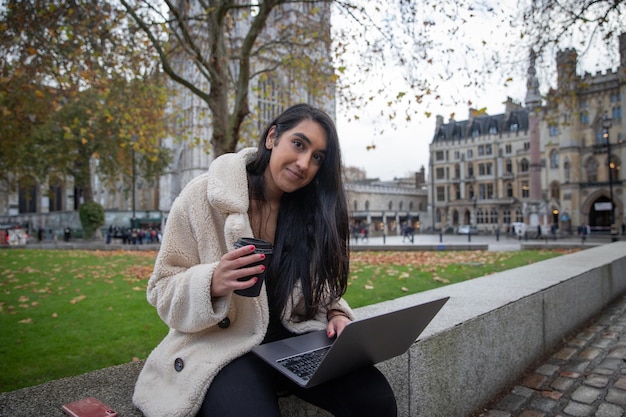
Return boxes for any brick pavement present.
[477,295,626,417]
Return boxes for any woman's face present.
[263,119,328,199]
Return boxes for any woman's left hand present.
[326,314,350,338]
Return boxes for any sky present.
[333,1,623,181]
[333,1,527,181]
[336,79,527,181]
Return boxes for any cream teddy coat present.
[133,148,355,417]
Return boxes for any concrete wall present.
[2,242,625,417]
[283,241,626,416]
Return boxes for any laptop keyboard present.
[277,346,331,381]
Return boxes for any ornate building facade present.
[346,169,429,237]
[429,34,625,236]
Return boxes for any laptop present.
[252,296,449,388]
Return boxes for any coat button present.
[218,317,230,329]
[174,358,184,372]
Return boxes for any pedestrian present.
[580,224,589,244]
[133,104,397,417]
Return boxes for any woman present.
[133,104,397,417]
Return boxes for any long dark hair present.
[247,103,349,320]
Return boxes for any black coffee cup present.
[233,237,273,297]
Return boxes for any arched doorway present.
[464,209,471,225]
[452,210,459,226]
[589,196,612,232]
[551,208,559,227]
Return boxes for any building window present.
[477,208,484,224]
[506,182,513,197]
[436,167,445,179]
[479,184,486,199]
[564,159,571,183]
[486,144,492,155]
[580,111,589,125]
[521,181,529,198]
[586,157,598,182]
[503,209,511,224]
[455,185,461,200]
[257,77,284,131]
[490,208,498,224]
[549,150,559,169]
[454,164,460,179]
[478,145,484,156]
[487,183,494,199]
[515,208,523,222]
[613,106,622,121]
[467,149,473,159]
[520,158,529,172]
[436,186,446,202]
[523,142,530,151]
[467,163,474,178]
[468,186,475,199]
[549,124,559,136]
[506,159,513,174]
[550,181,560,200]
[18,180,37,214]
[365,201,370,210]
[505,144,512,154]
[435,150,445,161]
[479,163,491,176]
[353,200,358,211]
[388,201,393,210]
[49,177,64,212]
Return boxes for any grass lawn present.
[0,247,575,392]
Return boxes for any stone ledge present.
[2,242,625,417]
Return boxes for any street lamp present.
[602,112,617,241]
[131,135,137,229]
[469,195,477,242]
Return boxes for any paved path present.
[478,295,626,417]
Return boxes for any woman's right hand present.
[211,245,266,297]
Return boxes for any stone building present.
[346,168,429,237]
[0,1,336,237]
[429,34,625,236]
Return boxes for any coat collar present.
[206,147,257,214]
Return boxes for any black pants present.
[197,353,397,417]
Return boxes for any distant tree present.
[519,0,626,81]
[0,0,172,203]
[344,166,368,182]
[79,201,105,239]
